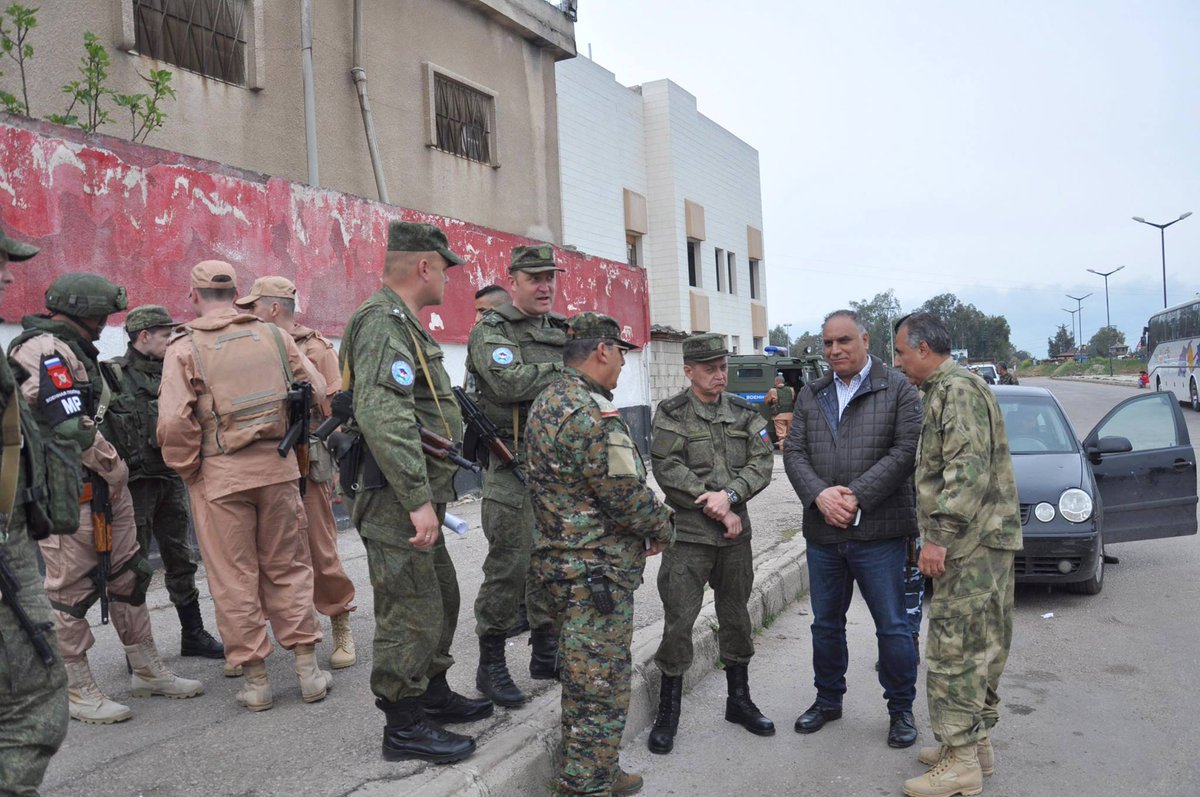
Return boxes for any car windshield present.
[999,395,1078,454]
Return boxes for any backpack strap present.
[268,324,294,384]
[0,389,22,519]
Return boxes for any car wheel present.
[1067,540,1104,595]
[1191,379,1200,413]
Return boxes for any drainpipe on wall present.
[301,0,319,186]
[351,0,390,204]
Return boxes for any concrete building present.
[556,55,769,405]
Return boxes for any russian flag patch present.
[759,428,771,443]
[44,356,74,389]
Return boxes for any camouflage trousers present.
[360,506,458,701]
[926,543,1015,748]
[545,576,634,797]
[654,539,754,676]
[905,536,925,636]
[475,466,553,636]
[129,476,200,608]
[0,532,68,797]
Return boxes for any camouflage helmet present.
[124,304,176,333]
[45,272,128,320]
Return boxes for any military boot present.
[66,658,132,724]
[918,738,994,776]
[723,664,775,736]
[528,626,560,680]
[476,634,527,707]
[378,697,476,763]
[418,671,494,724]
[236,660,273,712]
[903,743,984,797]
[177,599,224,659]
[224,660,244,678]
[611,767,644,796]
[647,674,683,754]
[329,612,357,669]
[125,640,205,699]
[294,643,333,703]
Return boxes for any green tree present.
[769,324,789,347]
[1048,324,1074,358]
[0,3,37,115]
[1086,326,1126,358]
[849,289,902,361]
[914,293,1014,360]
[790,331,822,358]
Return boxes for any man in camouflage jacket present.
[893,312,1022,797]
[526,313,673,797]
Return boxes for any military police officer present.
[99,305,225,663]
[340,221,492,763]
[10,273,203,725]
[466,244,568,705]
[525,312,674,797]
[764,374,795,446]
[0,224,68,794]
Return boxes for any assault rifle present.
[313,391,353,443]
[419,426,481,474]
[278,381,313,497]
[84,475,113,625]
[452,386,525,485]
[0,543,57,667]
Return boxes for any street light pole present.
[783,323,792,355]
[1062,307,1079,358]
[1133,212,1192,308]
[1087,266,1126,376]
[1066,293,1092,358]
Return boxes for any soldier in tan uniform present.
[9,273,203,725]
[157,261,330,712]
[236,276,357,670]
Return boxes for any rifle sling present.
[403,324,452,439]
[0,390,21,538]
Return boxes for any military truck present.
[727,349,830,441]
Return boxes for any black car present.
[994,386,1198,594]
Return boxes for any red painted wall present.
[0,115,650,344]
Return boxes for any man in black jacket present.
[783,309,922,748]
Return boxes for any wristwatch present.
[724,488,741,505]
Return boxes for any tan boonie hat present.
[568,312,638,351]
[387,220,465,266]
[0,223,38,262]
[124,304,176,333]
[682,333,729,362]
[234,275,297,308]
[191,260,238,290]
[510,244,565,274]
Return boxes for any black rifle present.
[452,386,525,485]
[0,542,57,667]
[278,381,313,497]
[314,391,353,443]
[85,474,113,625]
[419,426,481,474]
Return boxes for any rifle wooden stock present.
[83,477,113,625]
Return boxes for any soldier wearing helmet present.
[8,272,204,726]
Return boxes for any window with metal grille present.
[133,0,247,86]
[435,75,493,163]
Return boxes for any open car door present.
[1084,391,1198,543]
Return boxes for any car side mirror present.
[1086,435,1133,464]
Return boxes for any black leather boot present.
[476,634,527,707]
[506,603,531,638]
[724,664,775,736]
[378,697,475,763]
[419,671,494,724]
[528,626,560,680]
[177,600,224,659]
[647,674,683,754]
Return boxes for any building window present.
[749,259,760,299]
[727,251,737,296]
[687,240,699,287]
[434,73,494,163]
[753,336,764,352]
[133,0,248,86]
[731,335,740,355]
[714,248,725,292]
[626,233,641,268]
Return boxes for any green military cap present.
[568,312,638,350]
[387,220,465,266]
[125,304,176,333]
[45,273,128,319]
[682,333,729,363]
[0,223,38,261]
[510,244,565,274]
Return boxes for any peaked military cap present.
[125,304,176,333]
[235,275,297,308]
[387,220,465,266]
[682,333,729,362]
[569,312,638,351]
[0,223,38,261]
[191,260,238,290]
[510,244,565,274]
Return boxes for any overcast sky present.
[574,0,1199,356]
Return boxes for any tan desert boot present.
[236,660,273,711]
[125,640,204,699]
[66,658,132,724]
[224,660,243,678]
[918,738,994,776]
[329,613,356,669]
[294,643,333,702]
[611,768,644,796]
[904,743,984,797]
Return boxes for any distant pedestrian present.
[997,362,1018,385]
[764,374,795,447]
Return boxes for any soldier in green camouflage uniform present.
[526,313,674,797]
[0,225,68,797]
[466,244,568,705]
[893,312,1022,797]
[997,363,1018,385]
[100,305,224,662]
[340,221,492,764]
[647,333,776,755]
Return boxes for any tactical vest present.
[99,353,172,478]
[774,386,796,415]
[471,308,568,437]
[183,317,293,457]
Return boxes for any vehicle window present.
[1092,393,1179,451]
[1000,398,1076,454]
[735,368,763,379]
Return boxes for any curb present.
[1050,376,1141,388]
[398,537,810,797]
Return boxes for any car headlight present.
[1059,489,1093,523]
[1034,502,1056,522]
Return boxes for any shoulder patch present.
[390,359,416,387]
[491,346,515,366]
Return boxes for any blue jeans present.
[807,537,917,715]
